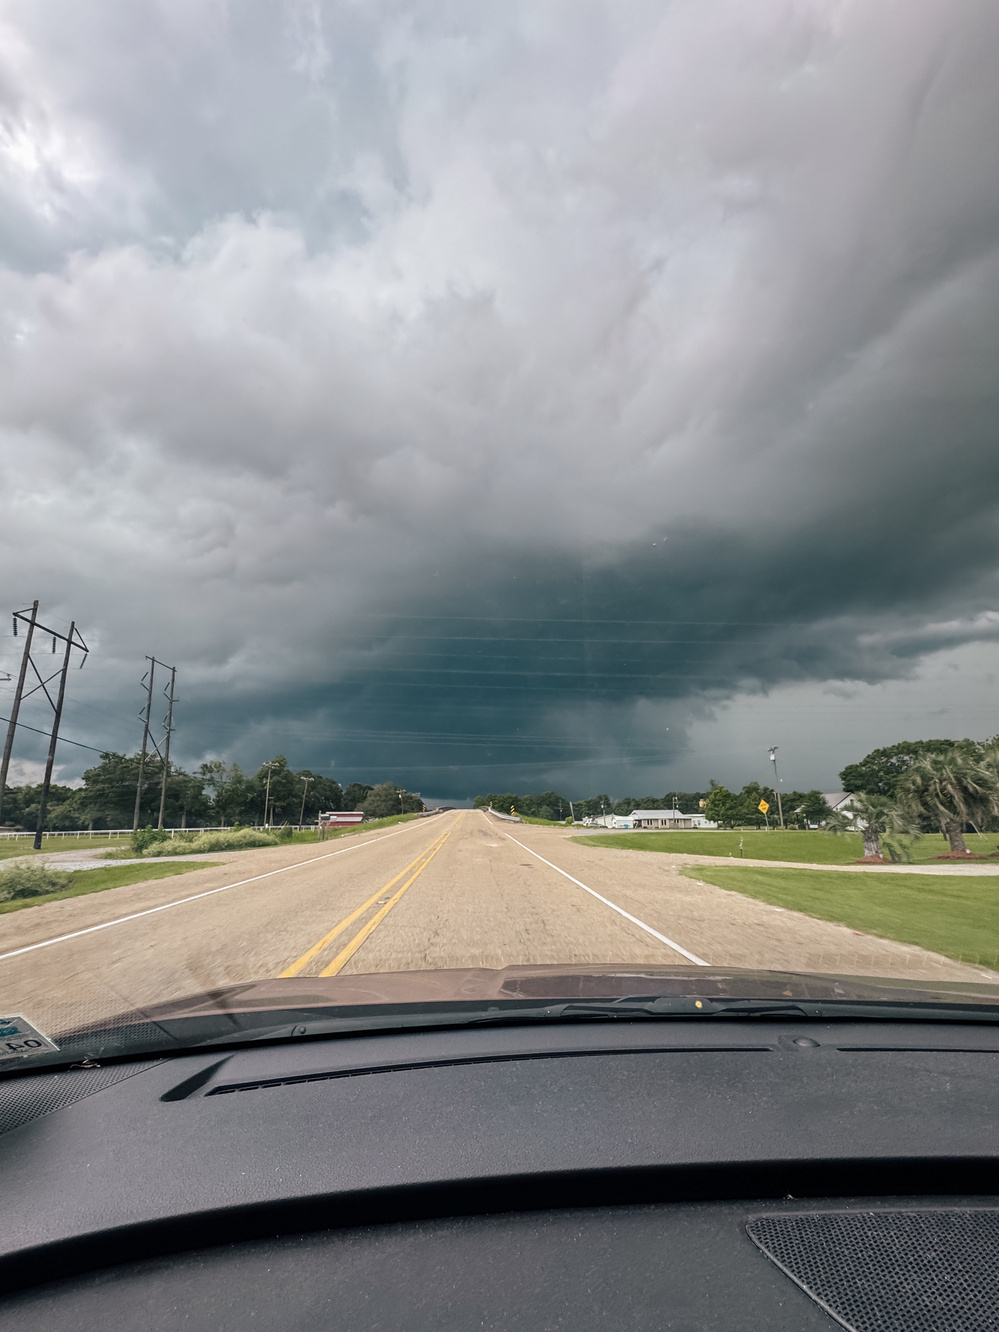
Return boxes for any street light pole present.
[768,746,785,829]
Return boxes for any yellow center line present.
[278,819,457,979]
[318,813,464,977]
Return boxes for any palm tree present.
[826,793,920,861]
[901,746,996,855]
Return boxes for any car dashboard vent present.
[747,1208,999,1332]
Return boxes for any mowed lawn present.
[0,861,222,915]
[575,828,999,865]
[0,835,128,863]
[682,865,999,970]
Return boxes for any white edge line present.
[504,833,709,966]
[0,818,447,963]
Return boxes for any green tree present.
[829,793,921,861]
[839,740,958,797]
[297,772,343,821]
[343,782,374,811]
[574,795,612,819]
[737,782,774,828]
[475,792,520,814]
[704,785,743,828]
[0,782,82,831]
[901,745,997,855]
[199,761,249,826]
[362,782,423,818]
[247,756,303,824]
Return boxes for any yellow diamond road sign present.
[758,799,770,814]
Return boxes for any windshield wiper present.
[460,996,999,1026]
[465,997,810,1023]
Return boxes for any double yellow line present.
[280,816,461,979]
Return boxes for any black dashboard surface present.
[2,1019,999,1328]
[15,1196,997,1332]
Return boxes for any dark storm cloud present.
[2,0,999,795]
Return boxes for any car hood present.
[10,966,999,1074]
[95,963,999,1020]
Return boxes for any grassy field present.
[0,835,128,863]
[681,865,999,970]
[314,812,425,839]
[1,813,428,864]
[0,860,222,916]
[574,828,999,865]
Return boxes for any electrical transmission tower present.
[132,657,178,831]
[0,602,89,847]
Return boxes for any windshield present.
[3,2,999,1068]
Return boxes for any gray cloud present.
[2,0,999,797]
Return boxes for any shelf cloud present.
[2,0,999,796]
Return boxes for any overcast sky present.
[2,0,999,801]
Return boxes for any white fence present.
[0,824,315,842]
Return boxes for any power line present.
[0,716,105,754]
[348,615,793,625]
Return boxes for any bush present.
[140,827,278,856]
[276,824,295,841]
[0,860,70,901]
[131,826,170,854]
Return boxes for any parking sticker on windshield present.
[0,1016,59,1059]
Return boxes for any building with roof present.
[630,809,705,830]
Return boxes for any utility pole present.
[768,746,785,829]
[33,623,77,850]
[0,605,87,844]
[132,660,156,831]
[261,761,279,827]
[156,666,177,830]
[298,774,314,827]
[0,600,38,825]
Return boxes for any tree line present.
[474,790,717,820]
[0,752,425,831]
[836,737,999,858]
[475,736,999,850]
[702,784,831,829]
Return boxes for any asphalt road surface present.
[1,809,994,1038]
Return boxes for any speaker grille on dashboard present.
[0,1061,160,1137]
[747,1209,999,1332]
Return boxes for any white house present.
[823,793,857,818]
[630,809,693,829]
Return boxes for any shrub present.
[141,828,278,856]
[0,860,70,901]
[131,826,170,854]
[277,824,295,841]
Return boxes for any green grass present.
[574,828,999,865]
[1,813,430,862]
[0,860,223,915]
[315,812,427,840]
[681,865,999,970]
[0,835,128,862]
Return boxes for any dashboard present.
[2,1018,999,1329]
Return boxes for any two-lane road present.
[1,809,993,1038]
